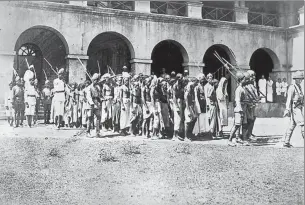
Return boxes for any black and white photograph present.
[0,0,304,204]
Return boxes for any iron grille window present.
[88,1,134,11]
[248,12,279,27]
[150,1,187,17]
[202,6,235,22]
[18,44,41,57]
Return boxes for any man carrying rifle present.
[53,68,66,129]
[282,71,304,147]
[85,73,102,138]
[12,76,24,128]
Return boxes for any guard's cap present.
[29,65,34,70]
[207,73,213,78]
[92,73,100,81]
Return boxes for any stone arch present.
[203,44,236,101]
[151,39,189,76]
[87,31,135,75]
[14,25,69,88]
[249,47,280,81]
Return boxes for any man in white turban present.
[24,65,35,90]
[53,68,66,129]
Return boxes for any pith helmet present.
[236,71,245,81]
[292,71,304,79]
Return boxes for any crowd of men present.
[4,63,304,147]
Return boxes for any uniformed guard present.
[246,70,260,140]
[53,68,66,129]
[228,71,247,146]
[42,80,52,124]
[282,71,304,147]
[5,82,14,126]
[72,83,79,127]
[24,78,39,128]
[20,78,26,126]
[12,76,24,128]
[85,73,102,138]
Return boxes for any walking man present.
[282,71,304,147]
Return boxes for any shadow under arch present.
[151,39,189,76]
[87,31,135,75]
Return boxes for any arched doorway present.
[203,44,236,101]
[151,40,188,76]
[87,32,134,76]
[14,26,69,89]
[249,48,280,84]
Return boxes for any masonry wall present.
[0,1,300,114]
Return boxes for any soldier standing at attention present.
[53,68,66,129]
[12,77,24,128]
[228,72,247,147]
[42,80,52,124]
[33,79,41,125]
[20,78,26,126]
[85,73,102,138]
[282,71,304,147]
[5,82,14,126]
[24,78,39,128]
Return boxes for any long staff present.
[77,57,93,82]
[97,60,101,76]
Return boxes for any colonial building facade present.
[0,1,304,116]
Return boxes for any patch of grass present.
[48,148,61,158]
[122,142,141,155]
[175,144,191,155]
[98,149,119,162]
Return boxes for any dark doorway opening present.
[14,27,68,89]
[203,45,233,101]
[87,32,132,78]
[249,48,274,84]
[151,40,185,76]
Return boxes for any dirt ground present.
[0,118,303,205]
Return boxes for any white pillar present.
[134,1,150,13]
[299,6,304,25]
[65,54,88,83]
[186,2,203,19]
[130,58,152,75]
[235,6,249,24]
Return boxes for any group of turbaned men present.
[5,64,304,147]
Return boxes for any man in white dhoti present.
[23,65,35,90]
[24,78,39,128]
[120,77,131,135]
[53,68,66,129]
[266,76,274,102]
[193,73,208,137]
[281,78,289,103]
[275,78,282,103]
[258,75,267,103]
[216,77,229,136]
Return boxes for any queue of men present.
[4,64,304,147]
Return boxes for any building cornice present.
[9,1,288,34]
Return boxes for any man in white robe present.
[281,78,289,103]
[258,75,267,103]
[266,76,274,102]
[53,68,66,129]
[23,65,35,90]
[275,78,282,102]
